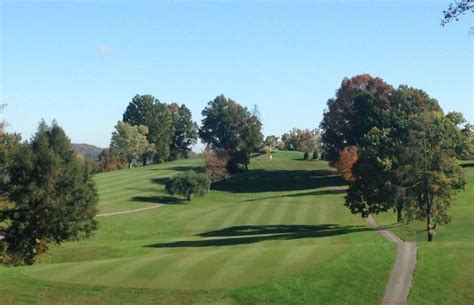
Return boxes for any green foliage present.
[110,122,152,168]
[165,170,210,201]
[3,121,98,265]
[320,74,393,164]
[338,83,468,240]
[0,152,396,305]
[199,95,263,152]
[312,151,318,160]
[122,95,174,163]
[168,103,198,160]
[281,128,320,152]
[264,135,280,149]
[399,111,466,240]
[303,151,309,160]
[98,148,127,172]
[199,95,263,173]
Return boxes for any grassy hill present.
[0,151,472,304]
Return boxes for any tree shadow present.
[212,169,345,193]
[460,162,474,168]
[124,187,159,192]
[131,196,185,205]
[145,224,369,248]
[243,188,347,202]
[145,165,203,172]
[166,166,204,173]
[150,177,170,185]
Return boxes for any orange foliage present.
[336,146,358,181]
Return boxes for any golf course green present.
[0,151,472,305]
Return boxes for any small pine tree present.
[303,151,309,160]
[312,151,318,160]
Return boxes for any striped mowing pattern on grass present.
[3,152,398,305]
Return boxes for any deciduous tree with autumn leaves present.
[321,74,472,241]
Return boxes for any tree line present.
[0,93,265,264]
[320,74,473,241]
[1,77,472,265]
[97,94,265,175]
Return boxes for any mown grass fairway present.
[0,151,395,304]
[0,151,429,304]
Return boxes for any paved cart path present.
[366,215,417,305]
[96,204,164,217]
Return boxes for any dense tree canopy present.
[110,122,152,168]
[263,135,280,150]
[322,76,472,240]
[199,95,263,172]
[2,122,98,264]
[320,74,392,164]
[98,148,127,172]
[168,103,198,160]
[122,95,174,163]
[399,111,466,241]
[281,128,321,153]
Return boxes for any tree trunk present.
[396,205,403,223]
[427,214,434,242]
[187,193,193,201]
[128,161,132,169]
[142,157,147,166]
[426,194,434,242]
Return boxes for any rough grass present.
[0,151,396,304]
[375,161,474,305]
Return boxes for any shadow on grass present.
[460,162,474,168]
[243,188,347,202]
[145,224,369,248]
[131,196,185,205]
[145,165,203,172]
[212,169,345,193]
[150,177,170,185]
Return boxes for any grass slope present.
[376,162,474,305]
[0,151,396,304]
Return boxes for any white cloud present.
[98,44,112,55]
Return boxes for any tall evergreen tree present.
[4,121,98,264]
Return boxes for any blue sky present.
[1,0,473,148]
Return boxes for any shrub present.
[312,151,318,160]
[320,151,327,161]
[165,171,211,201]
[303,151,309,160]
[203,149,231,183]
[98,148,127,172]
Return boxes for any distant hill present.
[73,143,103,160]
